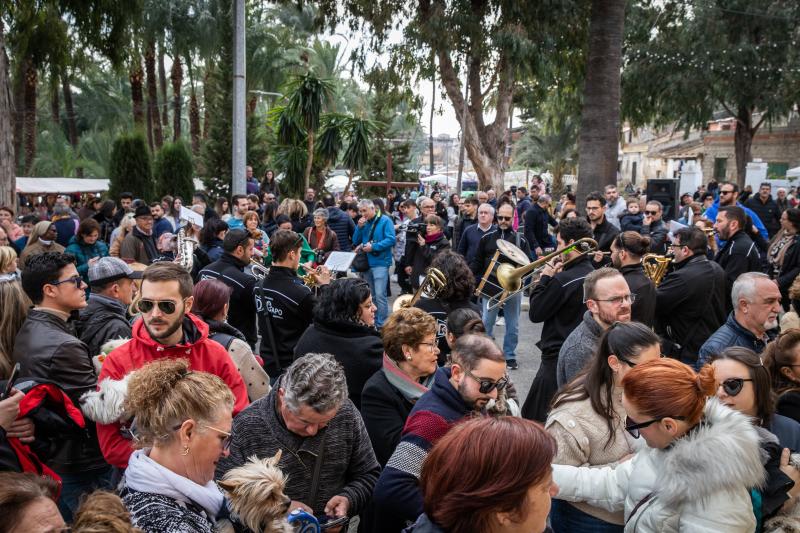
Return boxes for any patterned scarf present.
[382,353,435,403]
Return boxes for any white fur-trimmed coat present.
[553,398,765,532]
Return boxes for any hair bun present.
[124,358,191,415]
[695,364,717,397]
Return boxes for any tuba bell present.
[392,267,447,312]
[642,253,672,285]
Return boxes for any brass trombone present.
[478,237,598,310]
[392,267,447,312]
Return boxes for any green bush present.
[154,141,195,201]
[108,132,154,201]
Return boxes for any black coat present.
[524,203,557,251]
[746,195,782,238]
[714,230,763,313]
[776,390,800,425]
[642,219,669,255]
[327,206,356,252]
[410,234,450,290]
[414,297,482,365]
[619,264,656,327]
[777,236,800,309]
[655,254,727,364]
[469,227,532,298]
[294,319,383,410]
[76,294,132,357]
[198,253,258,348]
[360,370,415,467]
[592,216,620,253]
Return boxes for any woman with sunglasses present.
[764,331,800,423]
[547,322,660,533]
[553,358,764,532]
[121,358,234,532]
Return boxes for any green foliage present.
[316,113,348,168]
[154,141,194,200]
[32,127,105,178]
[271,106,307,197]
[286,72,335,133]
[514,116,578,197]
[109,131,154,201]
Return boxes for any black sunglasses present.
[465,369,508,394]
[138,298,184,315]
[644,210,658,216]
[625,415,686,438]
[720,190,735,195]
[49,275,83,289]
[720,377,753,397]
[496,216,512,221]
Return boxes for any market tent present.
[16,177,109,194]
[787,166,800,178]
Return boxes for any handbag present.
[352,215,380,272]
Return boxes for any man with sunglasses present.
[697,272,780,369]
[702,181,769,241]
[198,229,258,349]
[14,252,112,520]
[557,268,633,387]
[469,203,531,370]
[641,200,669,254]
[374,334,506,531]
[96,262,248,471]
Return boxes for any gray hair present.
[477,204,495,216]
[282,353,348,413]
[732,272,770,307]
[313,208,329,221]
[357,199,375,211]
[53,204,70,216]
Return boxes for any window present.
[768,162,789,180]
[714,158,727,180]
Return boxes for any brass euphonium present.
[392,267,447,312]
[642,253,672,285]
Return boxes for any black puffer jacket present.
[198,253,258,348]
[76,293,132,357]
[294,319,383,410]
[327,206,356,252]
[11,309,106,473]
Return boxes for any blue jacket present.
[352,213,396,267]
[327,206,355,252]
[153,217,173,241]
[704,200,769,241]
[696,312,776,369]
[64,235,109,281]
[457,223,495,265]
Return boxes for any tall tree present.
[286,72,334,191]
[129,53,146,128]
[145,41,163,149]
[623,0,800,186]
[576,0,626,198]
[0,23,15,208]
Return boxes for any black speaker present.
[645,179,680,222]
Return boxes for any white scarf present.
[39,238,53,246]
[124,449,224,520]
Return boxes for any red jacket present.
[96,313,249,468]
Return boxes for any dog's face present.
[219,450,292,532]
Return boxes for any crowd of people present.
[3,173,800,532]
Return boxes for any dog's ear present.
[218,479,238,493]
[270,449,283,465]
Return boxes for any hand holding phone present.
[1,363,20,401]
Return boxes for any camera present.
[405,221,426,238]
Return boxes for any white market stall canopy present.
[788,166,800,178]
[16,177,109,194]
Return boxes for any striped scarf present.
[382,353,434,403]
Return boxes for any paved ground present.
[387,283,544,401]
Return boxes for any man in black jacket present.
[323,194,355,252]
[586,191,619,266]
[642,200,669,254]
[714,205,763,313]
[77,257,141,356]
[254,230,331,377]
[656,227,726,366]
[524,194,557,258]
[451,196,478,250]
[521,217,595,422]
[13,252,111,521]
[198,229,259,348]
[745,182,782,238]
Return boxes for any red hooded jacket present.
[96,313,249,469]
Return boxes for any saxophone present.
[174,226,198,272]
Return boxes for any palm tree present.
[286,72,335,191]
[576,0,626,197]
[342,117,376,196]
[515,118,578,198]
[0,24,15,207]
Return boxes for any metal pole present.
[231,0,246,196]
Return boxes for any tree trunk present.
[248,95,257,115]
[62,73,82,178]
[429,53,435,175]
[49,67,59,125]
[146,99,154,151]
[304,130,315,192]
[343,168,354,197]
[0,25,17,208]
[23,63,37,175]
[171,55,182,140]
[158,41,168,127]
[145,40,163,150]
[130,56,146,128]
[202,68,212,139]
[189,84,200,154]
[12,64,23,174]
[734,105,755,188]
[576,0,626,200]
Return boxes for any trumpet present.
[250,258,269,279]
[642,254,672,286]
[392,267,447,312]
[479,238,598,310]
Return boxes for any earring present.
[406,355,412,361]
[182,446,190,456]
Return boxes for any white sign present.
[179,206,204,229]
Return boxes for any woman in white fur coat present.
[553,358,765,532]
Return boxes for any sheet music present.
[324,251,357,272]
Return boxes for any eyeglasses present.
[644,211,658,216]
[720,190,735,196]
[464,368,508,394]
[49,275,84,289]
[625,415,686,438]
[137,298,186,315]
[593,294,636,305]
[203,424,234,451]
[417,342,438,353]
[720,377,753,397]
[496,216,512,221]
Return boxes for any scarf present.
[382,353,435,403]
[424,231,444,244]
[38,238,53,246]
[133,226,159,262]
[125,448,224,520]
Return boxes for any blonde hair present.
[124,358,234,448]
[277,198,307,219]
[72,491,142,533]
[0,280,30,378]
[0,246,17,273]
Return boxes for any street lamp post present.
[232,0,246,195]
